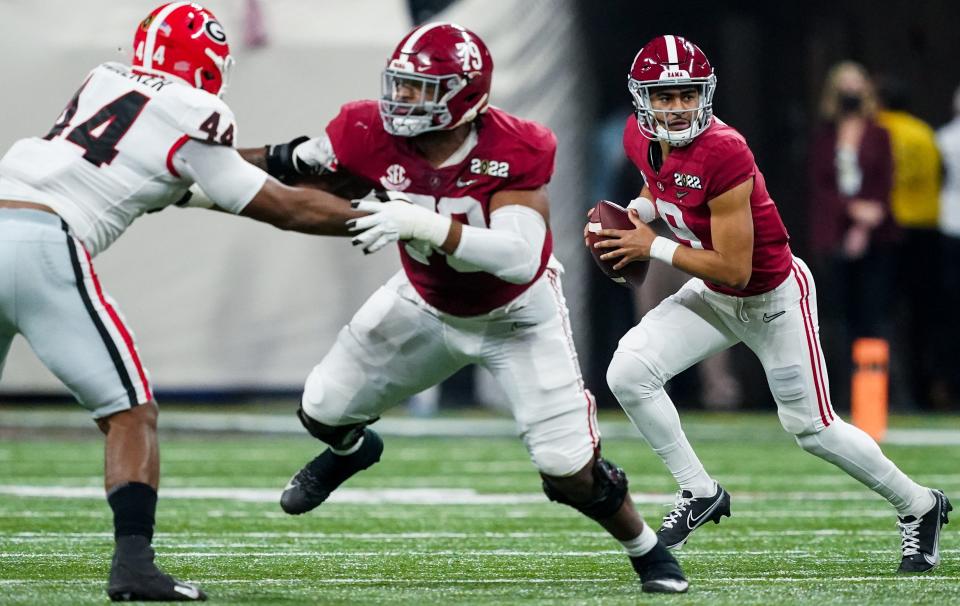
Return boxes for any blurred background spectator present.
[876,76,943,409]
[808,62,895,409]
[936,85,960,408]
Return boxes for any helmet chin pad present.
[655,123,696,147]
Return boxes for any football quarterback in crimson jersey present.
[589,35,950,571]
[248,22,687,593]
[0,3,367,600]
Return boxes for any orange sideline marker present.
[851,338,889,441]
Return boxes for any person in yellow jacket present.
[876,77,943,409]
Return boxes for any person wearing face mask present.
[807,61,898,410]
[875,76,943,410]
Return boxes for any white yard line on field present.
[0,485,943,506]
[0,576,955,585]
[1,549,957,558]
[0,529,921,540]
[2,410,960,444]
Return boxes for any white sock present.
[620,385,715,496]
[620,523,659,557]
[330,436,364,456]
[795,419,934,517]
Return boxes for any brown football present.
[585,200,650,288]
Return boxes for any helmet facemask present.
[380,68,468,137]
[629,74,716,147]
[201,48,234,98]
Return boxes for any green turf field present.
[0,412,957,604]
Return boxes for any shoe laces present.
[661,490,693,529]
[292,458,327,497]
[897,516,921,557]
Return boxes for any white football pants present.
[607,256,932,516]
[0,210,152,418]
[302,265,599,478]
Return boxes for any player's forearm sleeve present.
[173,140,268,214]
[452,205,546,284]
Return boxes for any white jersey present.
[0,62,244,256]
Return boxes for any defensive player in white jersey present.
[590,35,950,572]
[244,23,688,593]
[0,3,364,601]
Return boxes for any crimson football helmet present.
[380,22,493,137]
[132,2,234,97]
[628,35,716,146]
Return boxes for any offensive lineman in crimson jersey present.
[244,22,688,593]
[0,3,366,601]
[590,34,950,572]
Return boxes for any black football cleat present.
[630,539,689,593]
[657,484,731,549]
[280,428,384,515]
[897,489,952,573]
[107,535,206,602]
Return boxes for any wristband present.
[649,236,679,265]
[414,213,453,248]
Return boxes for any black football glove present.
[264,135,311,183]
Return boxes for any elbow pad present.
[453,205,546,284]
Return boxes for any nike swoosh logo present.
[762,311,786,323]
[686,497,724,529]
[676,190,688,199]
[174,584,201,599]
[456,178,478,187]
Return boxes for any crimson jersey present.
[325,101,556,316]
[623,116,792,296]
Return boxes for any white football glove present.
[291,134,338,175]
[348,199,451,255]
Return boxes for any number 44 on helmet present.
[586,200,650,288]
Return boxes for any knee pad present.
[768,365,807,403]
[542,457,629,521]
[296,406,375,451]
[768,365,818,435]
[606,352,662,401]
